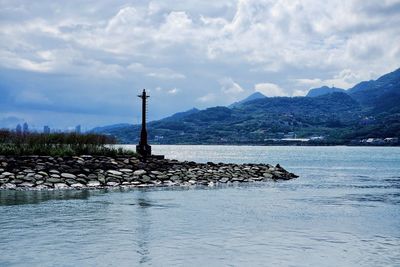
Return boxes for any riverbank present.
[0,155,297,190]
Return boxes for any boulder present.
[70,183,85,189]
[119,169,133,173]
[18,182,35,187]
[87,180,101,187]
[46,177,63,183]
[107,170,123,176]
[140,175,151,183]
[134,169,146,176]
[61,173,76,179]
[54,183,69,189]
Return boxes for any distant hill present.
[93,68,400,144]
[162,108,200,121]
[229,92,266,107]
[306,86,346,97]
[91,123,131,134]
[348,68,400,108]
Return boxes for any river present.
[0,146,399,266]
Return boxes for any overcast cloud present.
[1,0,399,129]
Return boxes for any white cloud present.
[0,0,399,127]
[295,68,377,90]
[219,77,244,94]
[254,83,287,97]
[167,88,179,94]
[127,63,185,80]
[197,93,216,103]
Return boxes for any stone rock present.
[263,172,273,178]
[0,155,297,191]
[140,175,151,183]
[76,178,87,184]
[65,179,77,185]
[170,175,181,182]
[70,183,85,189]
[22,176,36,182]
[107,170,123,176]
[46,177,62,183]
[119,169,133,173]
[4,183,16,189]
[61,173,76,179]
[54,183,69,189]
[219,178,229,183]
[98,175,106,184]
[9,179,23,184]
[87,174,97,180]
[157,175,169,181]
[134,169,146,176]
[87,180,101,187]
[18,182,35,187]
[37,171,49,177]
[35,184,49,190]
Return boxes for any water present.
[1,146,399,266]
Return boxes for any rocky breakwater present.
[0,155,298,190]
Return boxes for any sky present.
[1,0,399,130]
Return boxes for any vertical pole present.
[137,89,151,157]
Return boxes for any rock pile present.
[0,155,298,190]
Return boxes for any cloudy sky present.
[1,0,399,130]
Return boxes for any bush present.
[0,130,136,156]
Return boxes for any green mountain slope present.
[93,68,400,145]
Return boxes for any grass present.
[0,130,137,157]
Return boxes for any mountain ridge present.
[93,68,400,144]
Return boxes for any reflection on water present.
[135,193,151,265]
[0,189,91,206]
[0,146,400,266]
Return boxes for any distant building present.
[310,136,325,141]
[43,125,50,134]
[384,137,399,144]
[283,132,296,139]
[16,124,22,134]
[22,122,29,134]
[75,125,81,134]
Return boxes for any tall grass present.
[0,130,136,156]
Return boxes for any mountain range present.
[93,68,400,145]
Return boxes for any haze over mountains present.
[93,68,400,144]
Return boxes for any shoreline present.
[0,155,297,191]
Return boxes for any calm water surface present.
[0,146,399,266]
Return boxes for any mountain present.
[92,123,131,133]
[348,68,400,108]
[94,92,362,144]
[94,68,400,144]
[306,86,346,97]
[162,108,200,121]
[229,92,266,107]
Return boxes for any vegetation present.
[0,130,137,156]
[93,68,400,145]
